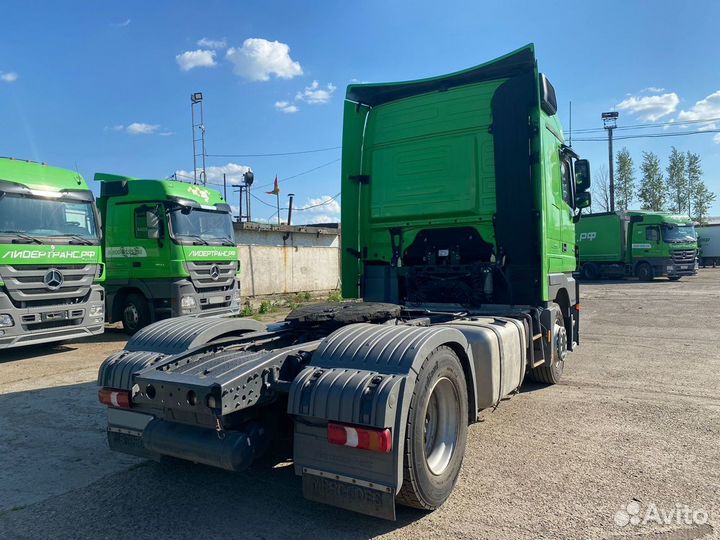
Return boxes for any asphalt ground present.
[1,270,718,539]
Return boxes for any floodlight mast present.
[191,92,207,185]
[602,111,619,212]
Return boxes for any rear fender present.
[124,315,266,354]
[288,323,473,506]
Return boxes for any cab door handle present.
[132,262,142,268]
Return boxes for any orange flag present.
[266,175,280,195]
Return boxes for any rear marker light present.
[327,423,392,453]
[98,388,132,409]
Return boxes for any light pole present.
[602,111,619,212]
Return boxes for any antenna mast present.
[191,92,207,185]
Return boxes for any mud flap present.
[302,468,396,520]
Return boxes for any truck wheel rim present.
[124,304,139,328]
[554,323,568,363]
[423,376,460,476]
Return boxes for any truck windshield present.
[169,208,235,244]
[661,224,696,243]
[0,193,98,241]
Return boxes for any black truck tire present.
[396,345,468,511]
[581,263,599,281]
[122,293,151,335]
[668,276,681,281]
[527,308,566,385]
[636,262,654,282]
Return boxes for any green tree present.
[685,151,706,219]
[637,151,665,211]
[666,147,687,213]
[614,147,635,211]
[689,166,716,224]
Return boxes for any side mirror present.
[576,192,591,209]
[575,159,591,192]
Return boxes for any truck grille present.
[186,261,237,292]
[671,250,697,264]
[0,264,98,308]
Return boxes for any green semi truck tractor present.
[0,157,104,349]
[98,45,591,519]
[576,211,698,281]
[95,174,241,333]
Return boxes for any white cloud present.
[176,49,217,71]
[713,133,720,145]
[112,124,124,131]
[296,80,336,104]
[275,100,299,114]
[0,72,18,83]
[641,86,666,93]
[126,123,160,135]
[197,37,227,49]
[306,214,339,224]
[111,18,131,27]
[616,92,679,121]
[225,38,303,81]
[677,90,720,130]
[295,195,341,224]
[175,163,252,185]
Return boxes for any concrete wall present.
[234,222,340,297]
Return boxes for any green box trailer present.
[0,157,104,349]
[576,210,698,281]
[97,45,592,520]
[95,174,241,333]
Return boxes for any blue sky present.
[2,0,720,222]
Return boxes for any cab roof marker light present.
[29,189,63,198]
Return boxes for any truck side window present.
[134,207,160,239]
[646,227,659,242]
[561,161,572,206]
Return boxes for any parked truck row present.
[576,210,698,281]
[96,45,593,520]
[0,161,240,349]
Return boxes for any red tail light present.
[327,423,392,453]
[98,388,132,409]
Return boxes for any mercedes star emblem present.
[43,268,64,291]
[209,264,220,281]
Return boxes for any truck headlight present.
[666,265,674,272]
[181,296,196,310]
[0,314,14,327]
[232,289,241,302]
[89,305,104,316]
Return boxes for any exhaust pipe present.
[143,419,267,472]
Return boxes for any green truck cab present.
[95,174,240,333]
[576,211,698,281]
[0,157,104,349]
[341,45,590,336]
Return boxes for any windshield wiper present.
[179,234,209,245]
[3,232,44,244]
[220,238,236,246]
[68,235,94,245]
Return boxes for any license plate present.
[680,265,688,270]
[302,472,395,520]
[208,296,225,305]
[42,311,67,321]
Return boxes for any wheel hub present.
[554,322,568,363]
[124,304,139,328]
[423,377,460,476]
